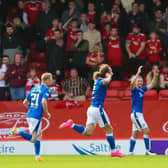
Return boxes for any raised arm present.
[103,71,113,86]
[147,69,159,90]
[130,66,143,90]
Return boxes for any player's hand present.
[46,112,51,119]
[137,66,143,75]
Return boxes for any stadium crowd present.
[0,0,168,101]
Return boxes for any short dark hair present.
[30,67,37,72]
[54,29,61,33]
[2,55,9,58]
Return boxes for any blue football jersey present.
[26,84,50,120]
[131,86,148,113]
[91,78,107,107]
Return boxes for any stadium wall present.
[0,101,168,155]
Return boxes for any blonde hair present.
[93,64,111,80]
[41,72,52,83]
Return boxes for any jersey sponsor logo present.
[0,112,50,139]
[162,121,168,133]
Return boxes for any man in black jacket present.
[35,0,58,52]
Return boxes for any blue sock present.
[106,133,115,152]
[129,137,136,153]
[71,124,86,134]
[18,131,33,141]
[34,140,41,157]
[144,135,150,151]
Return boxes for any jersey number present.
[31,93,40,107]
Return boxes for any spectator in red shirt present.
[103,26,124,80]
[25,67,40,96]
[102,22,111,41]
[126,23,147,76]
[23,0,42,27]
[45,18,62,43]
[87,2,97,21]
[63,17,78,52]
[7,53,27,100]
[48,77,61,100]
[160,62,168,89]
[86,43,105,85]
[146,31,162,67]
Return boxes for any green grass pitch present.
[0,155,167,168]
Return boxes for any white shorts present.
[86,106,110,128]
[131,112,148,132]
[27,118,42,135]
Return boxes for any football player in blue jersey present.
[10,73,52,161]
[129,66,159,155]
[59,64,125,157]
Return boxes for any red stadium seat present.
[122,90,131,100]
[144,90,158,100]
[28,62,47,73]
[30,43,37,51]
[109,81,127,90]
[34,53,47,62]
[106,90,122,100]
[159,90,168,100]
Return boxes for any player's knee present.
[144,128,150,135]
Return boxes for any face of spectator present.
[133,27,140,34]
[110,28,118,37]
[152,65,159,73]
[105,24,111,32]
[80,14,88,22]
[155,10,162,19]
[42,2,50,11]
[88,3,95,12]
[135,76,143,88]
[70,69,78,79]
[71,21,78,29]
[114,0,121,6]
[112,4,120,14]
[55,31,61,40]
[88,23,95,30]
[2,57,9,65]
[13,17,21,26]
[163,66,168,73]
[18,1,24,9]
[77,32,83,40]
[52,19,59,28]
[69,1,76,10]
[139,4,145,12]
[6,27,14,35]
[30,69,37,78]
[150,32,157,39]
[14,54,22,66]
[132,3,139,13]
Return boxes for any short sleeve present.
[126,34,131,43]
[42,89,50,100]
[142,86,148,92]
[141,35,147,43]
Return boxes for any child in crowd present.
[26,67,40,96]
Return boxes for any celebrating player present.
[129,66,159,155]
[59,64,125,157]
[9,73,52,161]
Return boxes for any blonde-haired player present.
[59,64,125,157]
[10,72,52,161]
